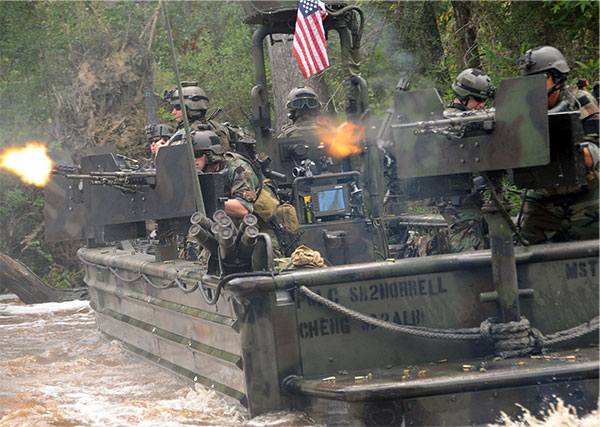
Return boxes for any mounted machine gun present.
[392,109,496,138]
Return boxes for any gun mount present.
[383,75,589,200]
[45,144,232,261]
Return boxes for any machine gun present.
[392,110,496,139]
[52,165,157,194]
[45,145,199,250]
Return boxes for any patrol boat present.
[44,2,598,425]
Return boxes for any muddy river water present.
[0,294,314,426]
[1,293,597,426]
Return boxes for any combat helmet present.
[286,86,321,121]
[452,68,496,102]
[191,130,224,164]
[164,81,210,113]
[518,46,570,98]
[518,46,570,78]
[145,123,174,142]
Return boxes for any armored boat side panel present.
[226,240,598,422]
[79,248,248,406]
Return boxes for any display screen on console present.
[316,187,346,212]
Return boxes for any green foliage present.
[42,264,84,290]
[152,2,255,128]
[572,58,600,85]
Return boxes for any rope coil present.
[297,285,599,358]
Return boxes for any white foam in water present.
[490,397,599,427]
[53,384,249,426]
[0,299,89,315]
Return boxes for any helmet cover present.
[164,81,210,112]
[452,68,496,100]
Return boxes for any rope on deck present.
[297,284,599,358]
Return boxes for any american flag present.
[293,0,329,79]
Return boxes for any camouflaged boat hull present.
[79,240,599,425]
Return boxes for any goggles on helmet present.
[170,94,208,103]
[454,80,496,100]
[288,96,320,109]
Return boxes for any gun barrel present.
[63,171,156,180]
[240,214,258,233]
[218,226,237,260]
[212,209,228,223]
[265,169,287,181]
[63,174,95,180]
[88,171,156,177]
[391,112,495,130]
[188,224,219,256]
[238,225,259,261]
[190,212,214,231]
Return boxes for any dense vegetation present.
[1,1,598,288]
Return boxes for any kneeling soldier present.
[191,131,298,269]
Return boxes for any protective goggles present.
[455,81,496,100]
[169,94,209,109]
[287,96,320,109]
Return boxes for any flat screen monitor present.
[311,184,351,219]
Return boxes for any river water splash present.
[0,294,315,426]
[1,294,597,426]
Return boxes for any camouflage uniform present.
[439,102,488,253]
[569,87,600,139]
[520,86,599,244]
[223,152,262,214]
[221,153,283,265]
[177,235,201,261]
[278,115,322,138]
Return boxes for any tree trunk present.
[389,2,449,87]
[421,2,448,85]
[267,35,331,136]
[451,0,481,70]
[0,252,88,304]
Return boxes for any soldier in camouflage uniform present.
[191,131,285,269]
[517,46,599,244]
[163,81,241,152]
[439,68,496,252]
[278,86,324,138]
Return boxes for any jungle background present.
[1,0,598,290]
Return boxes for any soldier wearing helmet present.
[438,69,496,253]
[518,46,599,132]
[516,45,598,244]
[445,68,496,116]
[191,130,290,268]
[145,123,174,157]
[190,129,225,172]
[163,81,238,152]
[278,86,324,137]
